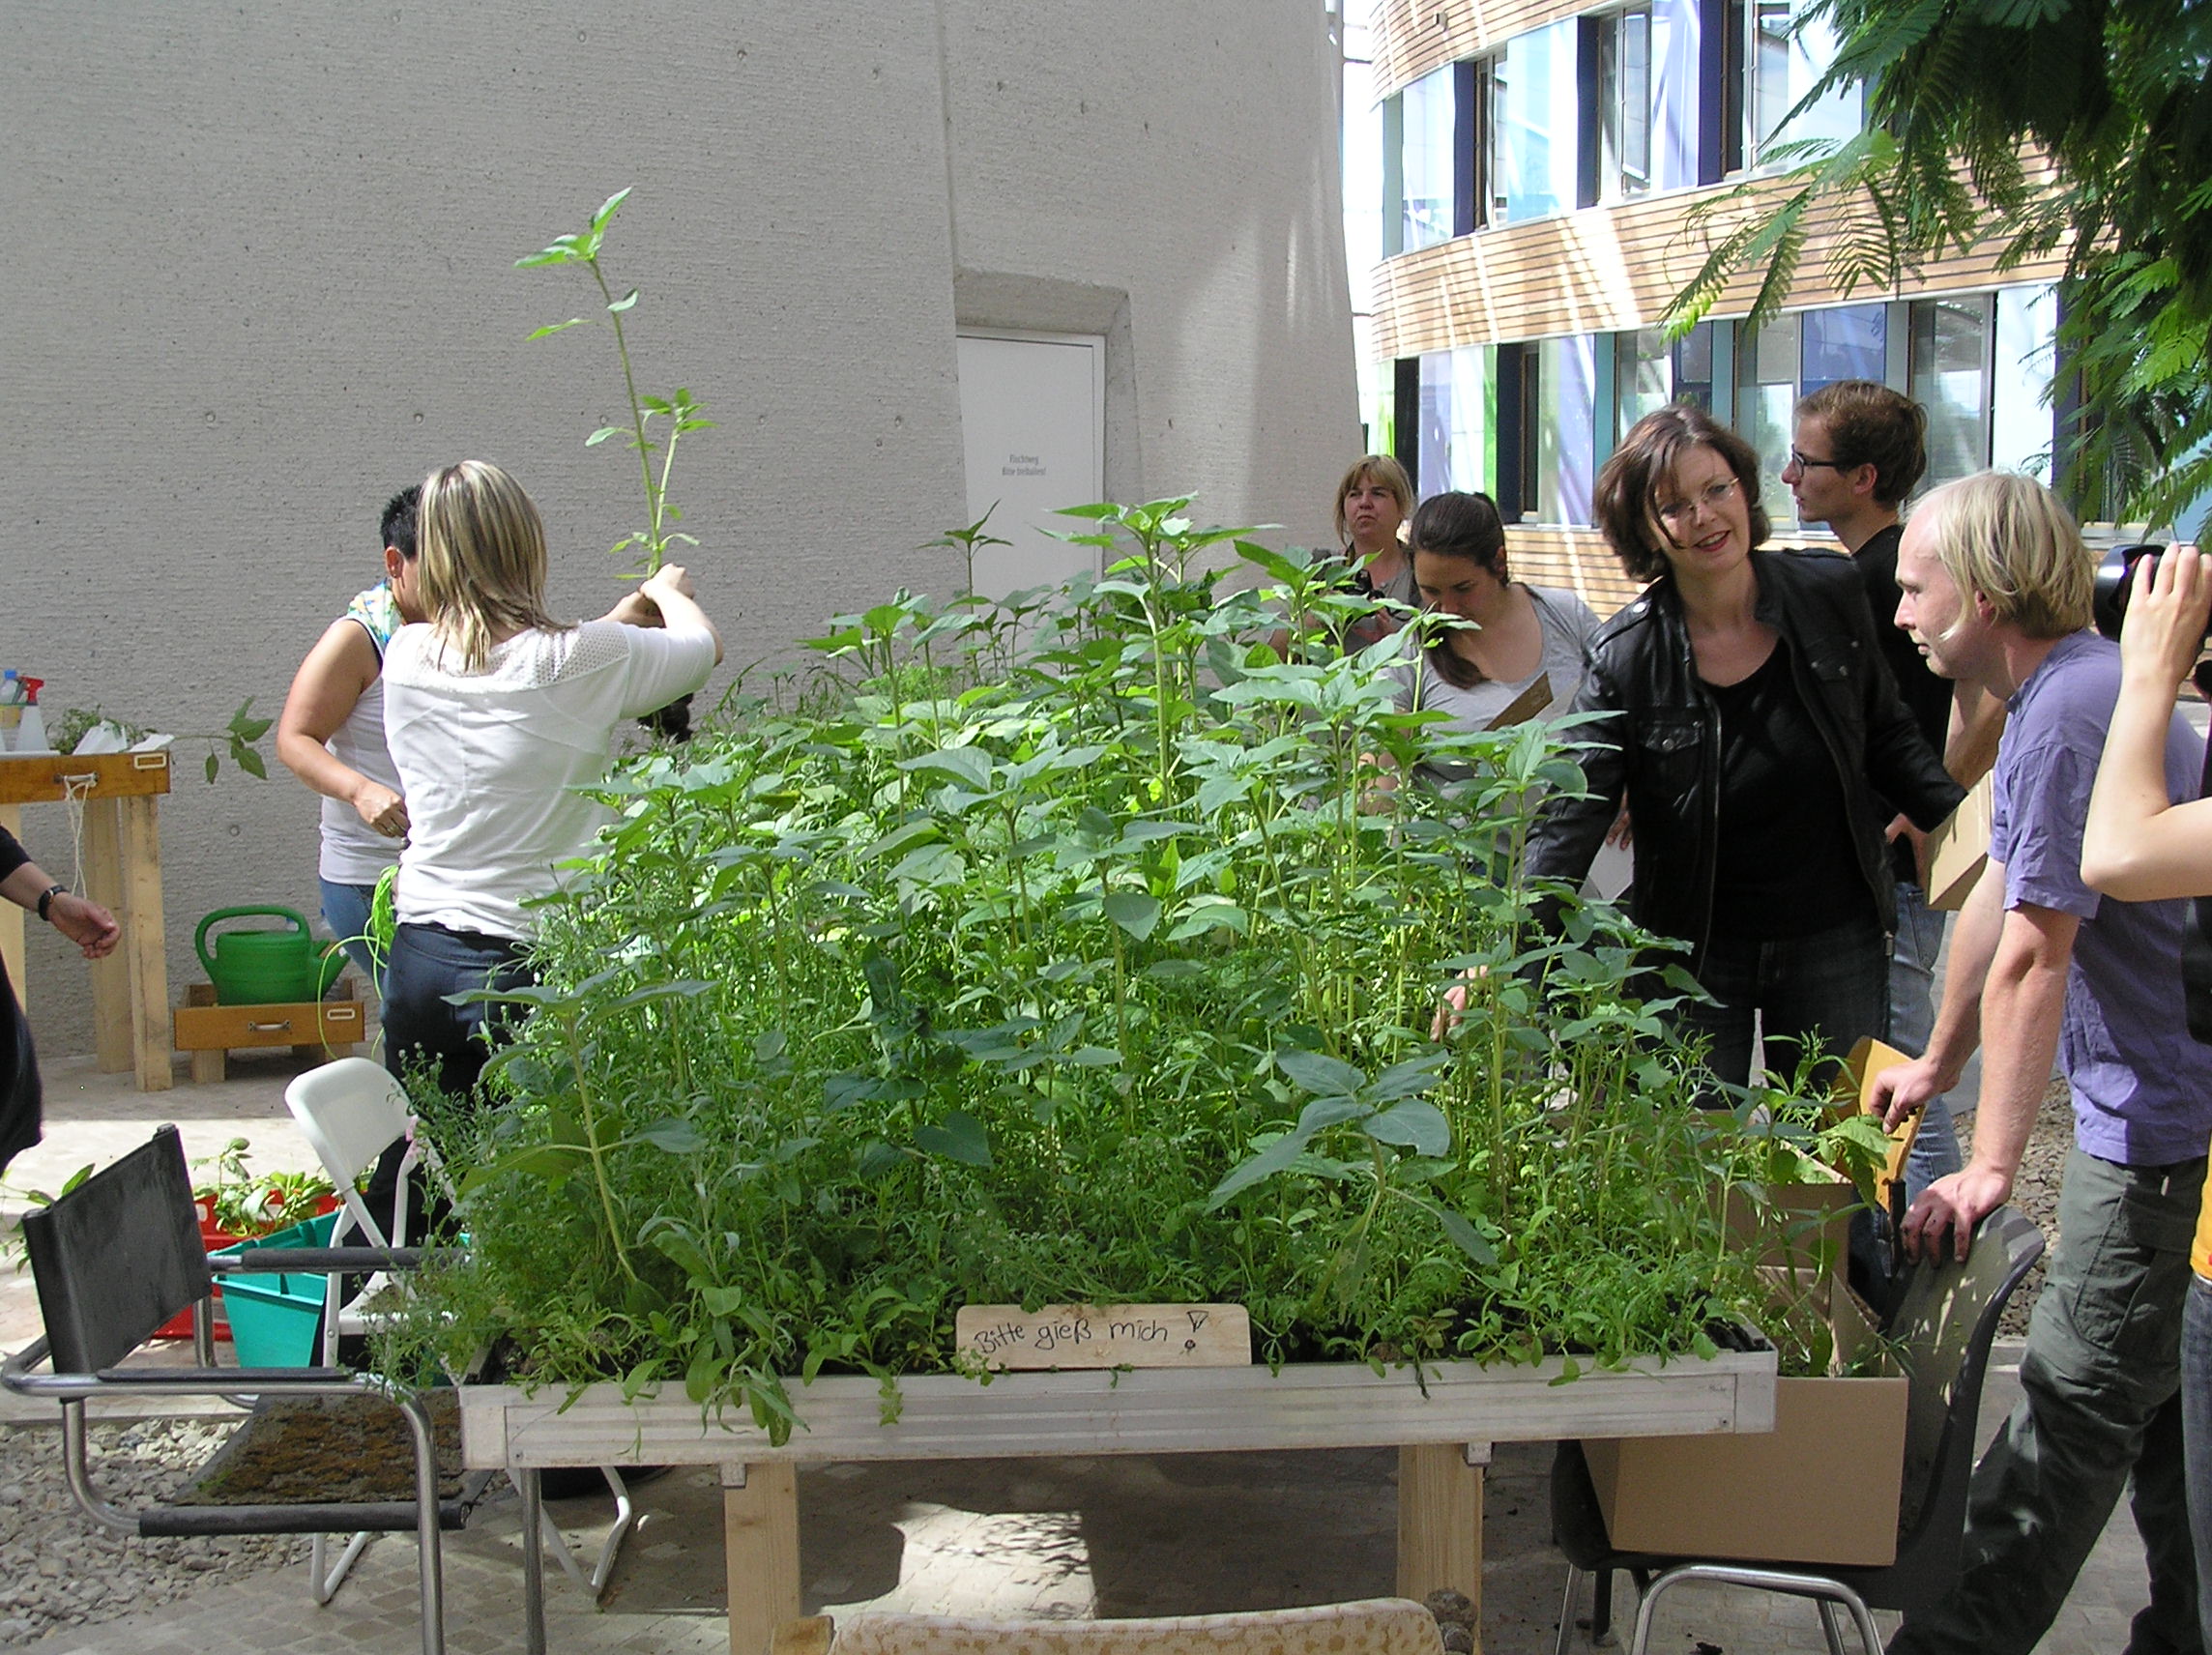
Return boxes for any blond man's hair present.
[1917,471,2092,640]
[415,460,568,672]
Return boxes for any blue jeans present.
[1674,916,1890,1098]
[2183,1272,2212,1650]
[318,877,381,993]
[1889,880,1964,1201]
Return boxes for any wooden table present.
[461,1348,1777,1655]
[0,752,173,1090]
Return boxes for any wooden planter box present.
[461,1348,1777,1655]
[173,978,364,1083]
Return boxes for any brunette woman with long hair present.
[1521,407,1961,1092]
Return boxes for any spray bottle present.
[14,678,49,754]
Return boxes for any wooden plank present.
[0,803,20,1008]
[80,798,131,1073]
[722,1463,800,1655]
[0,751,171,805]
[460,1349,1777,1469]
[118,795,170,1090]
[1397,1442,1485,1628]
[955,1304,1250,1370]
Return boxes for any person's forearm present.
[276,728,381,811]
[1962,935,2068,1188]
[1945,682,2006,785]
[1916,856,2003,1085]
[650,590,723,664]
[0,858,59,911]
[2081,664,2212,898]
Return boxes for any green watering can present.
[195,906,347,1005]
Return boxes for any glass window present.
[1400,66,1456,252]
[1992,284,2059,479]
[1538,335,1597,526]
[1418,347,1497,498]
[1747,1,1861,168]
[1651,0,1701,190]
[1800,304,1886,388]
[1497,21,1580,221]
[1598,7,1654,201]
[1733,314,1800,518]
[1614,323,1716,442]
[1910,296,1993,491]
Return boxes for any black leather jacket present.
[1525,548,1965,966]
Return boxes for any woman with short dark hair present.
[1523,405,1962,1093]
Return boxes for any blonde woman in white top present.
[378,459,721,1106]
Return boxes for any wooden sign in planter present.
[460,1346,1777,1655]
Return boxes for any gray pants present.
[1890,1147,2206,1655]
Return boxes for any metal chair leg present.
[521,1466,545,1655]
[309,1528,375,1603]
[1628,1563,1880,1655]
[1554,1565,1584,1655]
[511,1464,636,1601]
[1818,1598,1848,1655]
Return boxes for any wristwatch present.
[36,884,67,922]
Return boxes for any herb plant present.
[397,507,1837,1435]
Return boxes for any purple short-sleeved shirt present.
[1992,629,2212,1165]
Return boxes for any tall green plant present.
[518,187,716,574]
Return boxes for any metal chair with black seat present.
[1548,1204,2045,1655]
[0,1125,472,1655]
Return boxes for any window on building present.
[1992,283,2059,479]
[1538,335,1598,525]
[1399,64,1457,251]
[1910,295,1994,491]
[1722,0,1860,174]
[1614,323,1717,443]
[1497,21,1581,221]
[1418,346,1498,499]
[1595,6,1654,200]
[1800,304,1887,389]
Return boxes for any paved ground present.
[0,1052,2173,1654]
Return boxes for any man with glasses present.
[1784,380,2002,1202]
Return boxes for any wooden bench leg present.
[723,1462,800,1655]
[1398,1442,1486,1646]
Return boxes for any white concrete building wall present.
[1,1,1357,1058]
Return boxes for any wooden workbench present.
[0,751,173,1090]
[462,1347,1778,1655]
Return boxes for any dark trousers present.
[368,921,535,1244]
[1891,1148,2204,1655]
[1674,915,1890,1096]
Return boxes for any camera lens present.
[2093,543,2164,641]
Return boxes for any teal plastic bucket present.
[210,1210,338,1367]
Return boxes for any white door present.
[954,332,1106,597]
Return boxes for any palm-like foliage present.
[1669,0,2212,524]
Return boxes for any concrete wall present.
[0,1,1357,1058]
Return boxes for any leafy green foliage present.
[395,507,1835,1434]
[1669,0,2212,522]
[520,188,716,574]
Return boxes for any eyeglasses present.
[1788,448,1850,472]
[1654,478,1739,528]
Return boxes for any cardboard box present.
[1583,1372,1908,1565]
[1925,770,1994,911]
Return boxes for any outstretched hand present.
[48,891,121,960]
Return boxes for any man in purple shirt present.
[1877,471,2212,1654]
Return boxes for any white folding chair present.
[283,1058,638,1603]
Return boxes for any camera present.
[2092,543,2168,640]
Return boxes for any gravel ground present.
[0,1417,309,1646]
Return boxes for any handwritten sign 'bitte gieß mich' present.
[954,1304,1251,1370]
